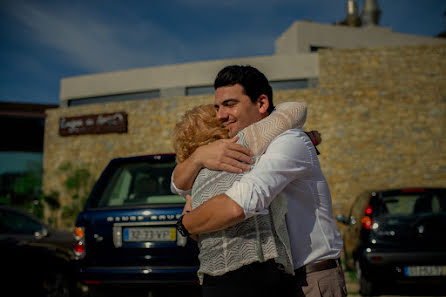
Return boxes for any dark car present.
[74,154,200,297]
[336,187,446,296]
[0,205,79,297]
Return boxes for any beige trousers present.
[294,263,348,297]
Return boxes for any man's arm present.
[172,137,253,191]
[182,194,245,235]
[173,130,322,191]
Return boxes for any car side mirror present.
[34,226,49,239]
[335,214,348,225]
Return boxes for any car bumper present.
[359,249,446,283]
[79,265,199,285]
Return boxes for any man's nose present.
[216,108,228,121]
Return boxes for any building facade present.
[43,41,446,227]
[58,21,445,108]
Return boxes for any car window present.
[381,195,418,215]
[0,209,42,235]
[95,161,184,208]
[380,192,446,216]
[102,167,133,207]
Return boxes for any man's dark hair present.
[214,65,275,114]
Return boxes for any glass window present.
[310,45,331,52]
[0,152,42,175]
[68,90,160,106]
[379,190,446,216]
[0,209,42,235]
[186,86,214,96]
[95,161,183,208]
[270,79,309,90]
[0,152,42,199]
[381,195,418,215]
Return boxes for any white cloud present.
[4,0,346,76]
[6,1,187,73]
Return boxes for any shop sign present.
[59,112,127,136]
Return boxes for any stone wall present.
[43,44,446,225]
[315,44,446,211]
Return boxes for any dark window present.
[379,190,446,217]
[310,46,331,52]
[270,79,309,90]
[0,117,45,152]
[68,90,160,106]
[0,209,42,234]
[186,86,214,96]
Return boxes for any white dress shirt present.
[171,127,343,270]
[225,128,343,270]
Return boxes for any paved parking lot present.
[78,268,445,297]
[344,269,446,297]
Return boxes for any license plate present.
[404,266,446,277]
[123,227,176,242]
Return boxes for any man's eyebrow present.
[221,98,238,104]
[215,98,238,109]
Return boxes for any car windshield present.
[378,190,446,217]
[0,208,43,234]
[93,160,183,208]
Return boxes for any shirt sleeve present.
[170,172,190,199]
[225,128,316,218]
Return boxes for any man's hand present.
[195,137,253,173]
[182,195,198,241]
[305,130,322,146]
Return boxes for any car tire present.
[41,271,72,297]
[341,239,353,271]
[355,261,376,296]
[88,286,125,297]
[88,286,108,297]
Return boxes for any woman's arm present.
[243,101,307,156]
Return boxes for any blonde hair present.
[172,104,229,162]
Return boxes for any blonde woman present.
[172,101,307,297]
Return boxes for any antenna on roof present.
[361,0,382,26]
[335,0,361,27]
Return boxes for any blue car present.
[73,154,199,296]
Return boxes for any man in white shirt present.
[173,65,347,297]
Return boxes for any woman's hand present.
[305,130,322,146]
[182,195,192,215]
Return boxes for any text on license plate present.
[123,227,176,242]
[404,266,446,277]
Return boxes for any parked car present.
[336,187,446,296]
[0,205,79,297]
[74,154,200,297]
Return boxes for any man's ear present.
[256,94,269,115]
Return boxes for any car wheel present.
[355,261,375,296]
[88,286,107,297]
[88,286,123,297]
[41,271,72,297]
[341,240,352,271]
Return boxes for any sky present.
[1,0,445,105]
